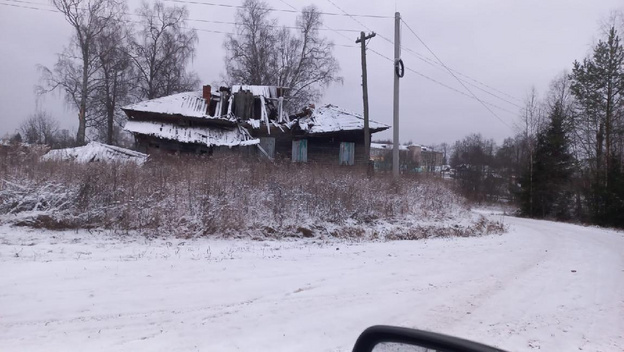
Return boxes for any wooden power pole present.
[392,12,402,178]
[356,31,376,163]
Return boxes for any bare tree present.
[19,111,59,145]
[39,0,124,145]
[224,0,341,111]
[224,0,276,86]
[518,87,545,215]
[450,133,498,203]
[601,9,624,36]
[277,5,341,109]
[546,71,573,111]
[90,3,133,145]
[130,0,199,100]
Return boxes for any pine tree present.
[569,27,624,226]
[520,102,574,220]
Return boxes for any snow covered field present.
[1,213,623,352]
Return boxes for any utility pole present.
[392,12,402,177]
[356,31,376,164]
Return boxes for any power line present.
[164,0,392,19]
[5,0,521,126]
[0,1,235,36]
[364,34,523,108]
[322,0,516,128]
[277,0,358,47]
[399,45,523,106]
[5,0,51,6]
[325,0,378,30]
[193,28,232,35]
[399,19,514,129]
[324,0,399,49]
[2,0,364,35]
[9,0,520,110]
[188,16,361,33]
[367,47,517,119]
[0,0,56,12]
[323,0,522,107]
[404,48,523,108]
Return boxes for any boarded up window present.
[259,137,275,159]
[339,142,355,165]
[292,139,308,163]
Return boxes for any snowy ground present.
[1,213,623,352]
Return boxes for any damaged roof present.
[122,87,390,147]
[297,105,390,135]
[231,85,281,99]
[124,120,259,147]
[122,91,224,119]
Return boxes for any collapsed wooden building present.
[122,85,389,165]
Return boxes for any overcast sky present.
[1,0,622,146]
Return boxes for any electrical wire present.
[0,0,55,12]
[400,45,523,106]
[164,0,392,19]
[5,0,522,110]
[0,0,363,34]
[399,18,515,129]
[291,0,518,129]
[367,47,518,120]
[277,0,358,47]
[323,0,522,107]
[3,0,521,127]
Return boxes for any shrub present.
[0,148,504,239]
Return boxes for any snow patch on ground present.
[1,215,622,352]
[41,142,147,164]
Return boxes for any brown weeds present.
[0,147,503,239]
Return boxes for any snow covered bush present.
[0,149,505,239]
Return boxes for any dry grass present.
[0,145,505,239]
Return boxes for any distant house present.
[370,143,444,172]
[419,146,445,172]
[122,85,389,166]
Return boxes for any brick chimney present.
[202,85,211,102]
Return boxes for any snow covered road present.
[1,214,623,351]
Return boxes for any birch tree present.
[224,0,341,111]
[39,0,124,145]
[90,4,133,145]
[130,0,199,100]
[518,87,545,215]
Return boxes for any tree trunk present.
[77,56,88,146]
[105,70,115,145]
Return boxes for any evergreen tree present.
[569,27,624,226]
[520,102,574,220]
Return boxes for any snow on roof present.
[370,143,437,152]
[123,86,281,120]
[370,143,409,151]
[124,120,259,147]
[42,142,148,164]
[122,91,228,120]
[298,105,390,135]
[231,85,280,99]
